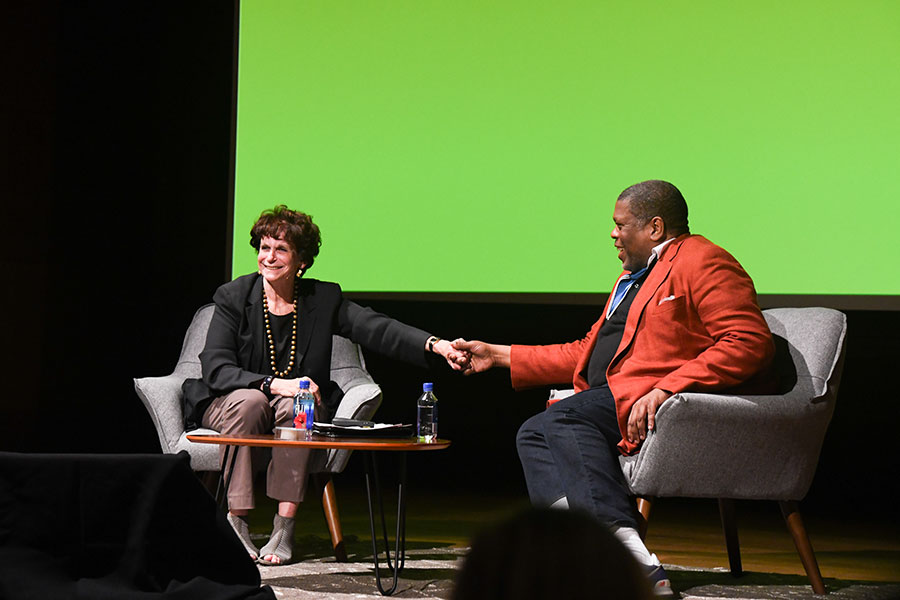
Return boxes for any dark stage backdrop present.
[3,1,898,521]
[3,1,235,455]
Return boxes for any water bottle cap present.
[298,380,310,389]
[422,382,433,392]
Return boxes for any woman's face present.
[257,235,305,285]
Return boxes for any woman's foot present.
[226,512,259,561]
[258,513,295,565]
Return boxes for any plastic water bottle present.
[293,380,315,438]
[416,382,438,442]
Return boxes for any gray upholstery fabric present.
[309,336,382,473]
[619,307,847,501]
[548,307,848,503]
[134,305,220,471]
[134,304,383,474]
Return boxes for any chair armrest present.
[548,388,576,405]
[134,374,187,454]
[314,382,383,474]
[622,391,835,500]
[333,383,383,421]
[173,429,223,471]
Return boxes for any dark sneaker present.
[645,564,674,597]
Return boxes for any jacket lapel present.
[612,234,689,365]
[243,275,267,373]
[293,279,317,369]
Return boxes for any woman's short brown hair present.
[250,205,322,271]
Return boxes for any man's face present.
[610,199,656,272]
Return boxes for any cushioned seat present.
[550,307,847,594]
[134,303,383,560]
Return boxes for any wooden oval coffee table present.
[187,432,450,596]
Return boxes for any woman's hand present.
[432,338,471,371]
[270,376,322,405]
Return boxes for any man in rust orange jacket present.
[453,180,774,596]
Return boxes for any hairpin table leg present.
[364,452,408,596]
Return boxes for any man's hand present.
[450,339,511,375]
[626,388,670,444]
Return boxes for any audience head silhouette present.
[453,508,654,600]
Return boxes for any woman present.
[182,205,467,565]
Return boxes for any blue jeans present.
[515,386,637,528]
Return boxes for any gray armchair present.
[134,304,383,561]
[551,307,847,594]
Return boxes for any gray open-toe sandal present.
[257,514,295,566]
[226,512,259,561]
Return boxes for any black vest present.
[584,262,654,388]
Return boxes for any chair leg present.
[635,496,654,541]
[319,474,348,562]
[718,498,742,577]
[780,500,826,594]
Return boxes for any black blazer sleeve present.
[182,274,265,429]
[200,276,267,394]
[336,298,431,369]
[184,276,437,428]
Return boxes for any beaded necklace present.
[262,277,299,377]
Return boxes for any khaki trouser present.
[202,388,313,511]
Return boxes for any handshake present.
[433,339,511,375]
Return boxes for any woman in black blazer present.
[184,205,467,565]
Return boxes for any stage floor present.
[242,484,900,598]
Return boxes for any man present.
[453,180,775,596]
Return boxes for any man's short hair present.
[617,180,690,235]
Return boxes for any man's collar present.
[648,237,676,266]
[624,237,676,277]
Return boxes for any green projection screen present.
[232,1,899,304]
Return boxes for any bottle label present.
[305,402,315,430]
